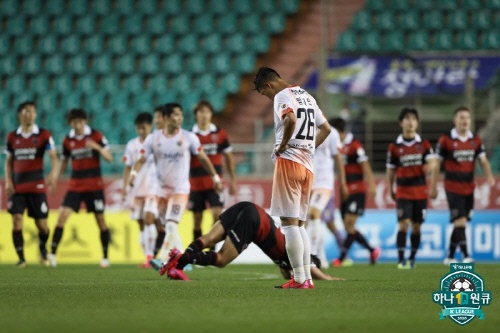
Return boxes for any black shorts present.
[62,190,105,213]
[7,193,49,219]
[446,192,474,223]
[219,202,259,253]
[189,189,224,212]
[341,193,366,218]
[396,199,427,223]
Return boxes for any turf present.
[0,264,498,333]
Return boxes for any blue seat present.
[23,55,42,75]
[91,1,111,15]
[84,91,106,112]
[132,91,155,110]
[38,93,58,112]
[109,92,130,111]
[217,15,237,34]
[123,74,144,92]
[188,54,207,75]
[115,0,134,14]
[146,14,165,34]
[61,35,81,55]
[225,33,246,53]
[176,74,192,94]
[68,0,88,15]
[75,15,96,35]
[75,75,96,94]
[0,36,9,56]
[6,16,26,36]
[235,53,255,74]
[123,15,144,35]
[23,0,42,15]
[0,0,18,16]
[255,0,275,13]
[108,35,128,54]
[13,35,33,55]
[178,34,198,54]
[164,0,181,14]
[100,76,120,93]
[67,54,88,74]
[155,35,174,53]
[0,56,17,75]
[115,54,136,74]
[211,54,231,73]
[220,73,241,94]
[170,16,190,35]
[45,55,65,74]
[92,55,113,74]
[38,36,58,54]
[250,34,270,54]
[232,0,251,14]
[53,16,73,35]
[240,13,261,34]
[193,14,214,35]
[53,76,74,93]
[100,15,120,35]
[46,0,65,15]
[61,92,83,111]
[30,75,50,93]
[197,73,216,94]
[267,15,286,34]
[203,34,222,54]
[131,36,151,55]
[150,75,169,94]
[162,54,183,74]
[205,90,226,112]
[185,0,204,14]
[85,35,104,55]
[30,16,49,36]
[209,0,228,14]
[6,75,26,94]
[137,0,157,14]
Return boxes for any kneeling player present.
[160,202,341,288]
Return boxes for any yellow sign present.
[0,210,215,264]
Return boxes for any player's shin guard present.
[397,231,407,263]
[409,232,421,261]
[100,229,110,259]
[306,219,321,256]
[282,225,305,283]
[38,231,49,258]
[177,250,218,268]
[154,231,166,257]
[51,227,64,254]
[448,228,459,259]
[159,222,183,261]
[456,227,469,258]
[299,226,312,280]
[185,238,205,253]
[12,230,25,261]
[355,230,373,252]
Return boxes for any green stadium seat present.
[0,0,18,16]
[432,30,454,50]
[240,13,261,34]
[46,0,65,15]
[53,16,73,35]
[38,93,58,112]
[146,14,166,35]
[101,76,120,93]
[217,15,238,34]
[75,15,95,35]
[408,31,430,50]
[91,0,111,15]
[196,73,216,94]
[109,92,130,111]
[383,31,404,52]
[108,35,128,54]
[85,35,104,55]
[131,36,151,55]
[423,11,443,30]
[84,91,106,111]
[256,0,276,13]
[221,72,241,94]
[132,91,155,110]
[205,90,226,112]
[448,10,467,30]
[471,10,491,29]
[235,53,256,74]
[176,73,192,93]
[6,75,26,94]
[75,75,96,93]
[377,12,396,30]
[171,16,190,35]
[115,0,134,14]
[360,31,382,52]
[462,0,481,9]
[399,11,420,31]
[211,54,231,73]
[203,34,222,54]
[158,89,179,104]
[91,110,115,129]
[30,16,50,35]
[68,0,88,15]
[188,54,207,75]
[178,34,198,54]
[140,54,160,74]
[251,34,270,54]
[100,15,120,35]
[1,111,17,131]
[267,15,286,34]
[155,35,175,53]
[150,75,168,93]
[92,55,113,74]
[61,35,81,55]
[336,31,357,52]
[6,16,26,36]
[0,56,17,75]
[30,75,50,93]
[53,76,74,93]
[280,0,300,14]
[13,35,33,55]
[164,0,181,14]
[23,0,42,15]
[232,0,252,14]
[162,54,183,74]
[123,15,144,35]
[23,55,42,75]
[115,55,136,74]
[138,0,157,14]
[185,0,204,14]
[486,0,500,8]
[414,0,433,10]
[61,92,83,111]
[181,90,202,116]
[481,31,500,49]
[390,0,410,10]
[351,11,372,31]
[0,36,9,56]
[226,33,246,53]
[123,74,144,92]
[365,0,384,11]
[193,14,214,35]
[38,36,58,55]
[457,31,478,50]
[209,0,228,14]
[67,54,88,74]
[437,0,457,9]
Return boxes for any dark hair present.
[329,117,346,132]
[193,100,214,115]
[253,66,281,92]
[153,105,163,114]
[17,101,36,114]
[134,112,153,125]
[398,107,419,122]
[161,103,183,117]
[66,108,87,123]
[454,106,470,115]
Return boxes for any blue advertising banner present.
[305,55,500,98]
[324,210,500,263]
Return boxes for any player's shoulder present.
[181,128,198,139]
[6,130,17,140]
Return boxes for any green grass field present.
[1,264,498,333]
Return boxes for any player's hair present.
[66,108,87,123]
[134,112,153,125]
[193,100,214,115]
[153,105,163,114]
[329,117,346,133]
[454,106,470,115]
[311,254,321,270]
[17,101,36,114]
[161,103,183,117]
[398,107,419,122]
[253,66,281,92]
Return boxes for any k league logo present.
[432,264,492,326]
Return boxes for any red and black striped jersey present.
[342,132,368,194]
[4,125,55,193]
[63,125,109,192]
[435,128,485,195]
[190,124,231,191]
[386,134,434,200]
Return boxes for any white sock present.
[299,226,312,281]
[307,219,321,256]
[146,224,157,256]
[158,221,183,261]
[139,229,147,257]
[317,230,328,267]
[282,225,305,283]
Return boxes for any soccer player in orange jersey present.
[254,67,331,289]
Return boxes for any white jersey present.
[123,137,157,198]
[273,86,327,172]
[142,129,201,194]
[312,128,341,190]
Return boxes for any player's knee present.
[454,218,467,228]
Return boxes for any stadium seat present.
[221,72,241,94]
[155,35,175,54]
[447,10,468,30]
[408,31,430,50]
[84,91,106,112]
[486,0,500,8]
[115,54,135,74]
[232,0,252,14]
[280,0,301,14]
[53,16,73,35]
[205,90,227,112]
[251,34,270,54]
[123,15,144,35]
[146,14,166,35]
[85,35,104,55]
[471,10,491,29]
[413,0,434,10]
[61,35,81,55]
[53,76,74,93]
[45,0,65,15]
[235,53,256,74]
[0,0,18,16]
[91,0,111,15]
[140,54,160,75]
[437,0,457,9]
[267,15,286,34]
[185,0,205,14]
[383,31,404,52]
[196,73,216,94]
[109,92,130,111]
[481,30,500,49]
[211,54,232,73]
[203,34,222,54]
[377,12,396,31]
[170,16,190,35]
[178,34,198,54]
[176,73,192,93]
[457,31,478,50]
[351,11,372,31]
[30,16,50,35]
[30,75,50,93]
[193,14,214,35]
[336,31,358,52]
[75,75,96,93]
[6,16,26,36]
[240,13,261,34]
[462,0,482,9]
[255,0,275,13]
[100,75,120,93]
[216,15,238,34]
[68,0,87,15]
[75,15,96,35]
[132,91,155,110]
[398,11,420,31]
[225,33,246,53]
[37,93,58,113]
[158,89,179,104]
[68,54,89,74]
[360,31,382,52]
[13,35,33,55]
[164,0,181,14]
[423,11,443,30]
[137,0,157,14]
[123,74,144,92]
[188,54,207,75]
[22,55,42,75]
[108,35,128,55]
[162,54,183,74]
[364,0,385,11]
[0,56,17,75]
[131,36,152,55]
[0,36,9,56]
[432,30,454,50]
[100,15,120,35]
[209,0,228,14]
[6,75,26,94]
[92,55,113,74]
[61,92,83,111]
[390,0,410,11]
[149,75,168,93]
[115,0,134,14]
[22,0,42,15]
[38,36,58,55]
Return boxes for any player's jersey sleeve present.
[475,135,486,159]
[188,132,202,155]
[435,135,447,160]
[329,128,341,156]
[95,131,110,150]
[218,129,233,153]
[314,104,327,127]
[423,140,435,163]
[274,91,295,119]
[123,141,134,167]
[62,137,71,158]
[386,143,397,169]
[141,133,154,158]
[4,132,14,156]
[43,130,55,151]
[355,141,368,163]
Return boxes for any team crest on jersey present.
[211,134,219,141]
[15,139,20,145]
[70,141,75,147]
[281,104,287,109]
[470,141,476,148]
[32,138,39,145]
[177,140,182,146]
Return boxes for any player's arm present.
[361,160,377,198]
[279,267,292,280]
[386,167,396,201]
[46,149,59,193]
[315,120,331,149]
[479,155,495,186]
[122,165,132,200]
[196,150,223,192]
[430,158,442,199]
[54,157,69,184]
[4,154,14,197]
[334,152,349,201]
[129,155,146,187]
[223,151,237,195]
[275,112,297,155]
[85,137,113,162]
[311,266,344,280]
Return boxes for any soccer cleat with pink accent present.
[332,259,342,267]
[167,268,190,281]
[370,248,381,265]
[140,255,154,268]
[159,248,182,276]
[275,278,309,289]
[304,279,315,289]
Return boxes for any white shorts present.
[270,157,313,221]
[130,197,146,220]
[309,189,333,212]
[151,187,189,224]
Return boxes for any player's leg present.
[49,192,79,266]
[189,191,206,240]
[396,200,412,268]
[207,189,224,250]
[8,194,27,266]
[144,195,164,257]
[407,200,426,268]
[26,193,50,265]
[307,189,331,258]
[446,193,473,263]
[324,194,344,253]
[159,193,188,260]
[298,169,314,284]
[86,191,110,267]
